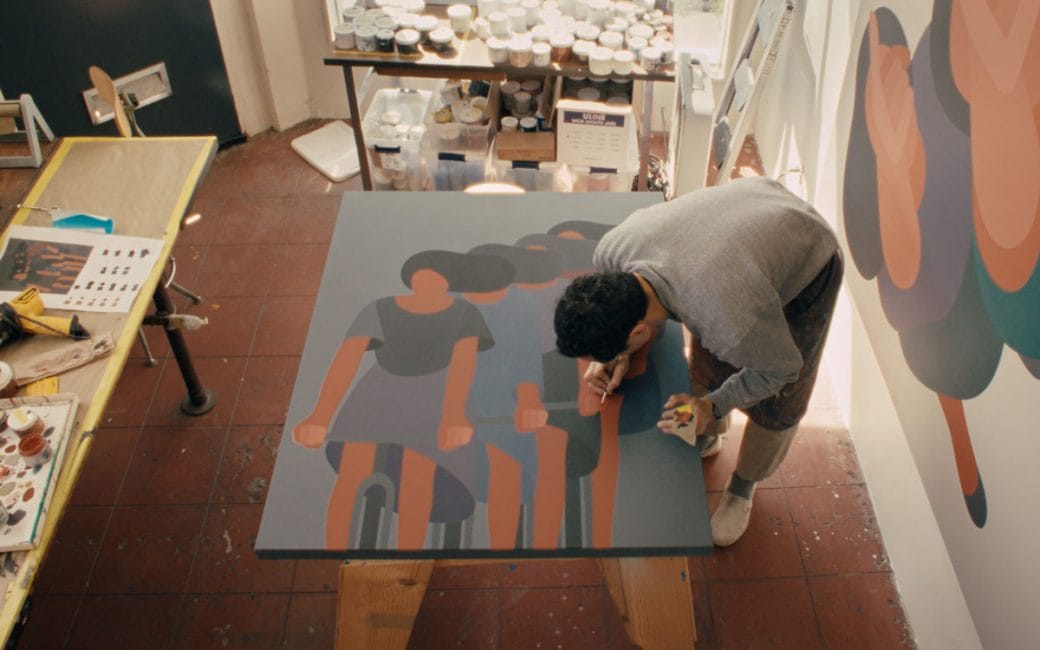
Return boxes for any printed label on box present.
[555,100,637,170]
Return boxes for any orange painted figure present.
[292,251,502,550]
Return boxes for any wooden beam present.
[599,557,697,649]
[337,560,435,650]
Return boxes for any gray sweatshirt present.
[593,176,839,416]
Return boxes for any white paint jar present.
[550,32,575,61]
[639,45,660,71]
[598,30,623,50]
[395,28,421,54]
[612,49,634,75]
[488,11,511,37]
[520,0,540,27]
[557,0,575,16]
[487,36,510,62]
[575,22,600,42]
[572,39,595,62]
[532,41,551,66]
[429,26,455,52]
[585,0,611,27]
[508,37,534,67]
[589,46,614,76]
[474,16,492,39]
[477,0,500,17]
[573,0,588,20]
[447,4,473,34]
[650,36,672,64]
[507,7,527,33]
[355,25,379,52]
[342,6,367,23]
[334,22,357,49]
[626,36,647,60]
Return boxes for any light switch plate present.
[82,62,172,126]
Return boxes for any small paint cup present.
[477,0,500,17]
[376,28,397,52]
[549,32,574,61]
[507,7,527,33]
[8,407,43,439]
[572,39,595,62]
[519,116,538,132]
[520,0,540,28]
[474,16,492,39]
[334,22,357,49]
[395,28,421,54]
[500,116,519,131]
[342,5,367,22]
[416,15,439,43]
[612,49,634,75]
[598,29,623,50]
[639,45,660,71]
[487,36,510,63]
[18,434,51,468]
[589,46,614,76]
[532,41,551,66]
[447,4,473,34]
[508,37,534,67]
[355,25,379,52]
[429,26,455,52]
[0,362,16,399]
[488,11,511,37]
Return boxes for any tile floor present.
[0,124,914,649]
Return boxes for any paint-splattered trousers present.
[688,250,844,481]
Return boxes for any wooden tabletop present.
[0,136,216,645]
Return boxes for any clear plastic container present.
[492,156,560,191]
[560,164,637,192]
[362,88,433,191]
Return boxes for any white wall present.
[755,0,1040,648]
[209,0,348,136]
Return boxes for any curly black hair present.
[554,272,647,361]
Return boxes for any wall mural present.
[842,1,1040,527]
[256,194,711,556]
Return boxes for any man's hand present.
[584,354,630,397]
[657,393,717,438]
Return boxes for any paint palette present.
[0,394,78,552]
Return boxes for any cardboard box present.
[494,130,556,162]
[491,75,558,162]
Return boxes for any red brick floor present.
[0,124,914,649]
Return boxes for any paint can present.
[0,362,16,398]
[8,407,43,439]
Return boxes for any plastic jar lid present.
[531,25,553,41]
[375,16,399,30]
[572,39,595,56]
[448,3,472,18]
[590,46,613,62]
[614,50,634,63]
[356,24,379,37]
[416,15,439,31]
[575,23,601,41]
[487,36,510,52]
[395,28,421,45]
[576,87,602,101]
[640,45,660,63]
[354,13,377,26]
[519,116,538,130]
[626,35,647,52]
[500,116,520,129]
[508,37,533,53]
[430,26,454,43]
[604,17,629,33]
[599,30,623,49]
[627,23,653,41]
[397,13,420,29]
[532,42,551,56]
[550,32,575,48]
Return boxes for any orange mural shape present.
[950,0,1040,292]
[864,12,926,290]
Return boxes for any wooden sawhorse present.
[336,557,697,649]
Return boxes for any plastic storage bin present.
[421,146,490,191]
[559,164,638,192]
[491,156,560,191]
[362,88,432,190]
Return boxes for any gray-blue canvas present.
[257,192,712,558]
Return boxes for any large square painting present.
[257,192,711,558]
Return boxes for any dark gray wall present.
[1,1,242,145]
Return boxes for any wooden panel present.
[599,557,697,649]
[337,560,435,650]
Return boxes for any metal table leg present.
[151,282,216,415]
[343,66,373,191]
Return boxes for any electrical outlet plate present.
[82,62,172,126]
